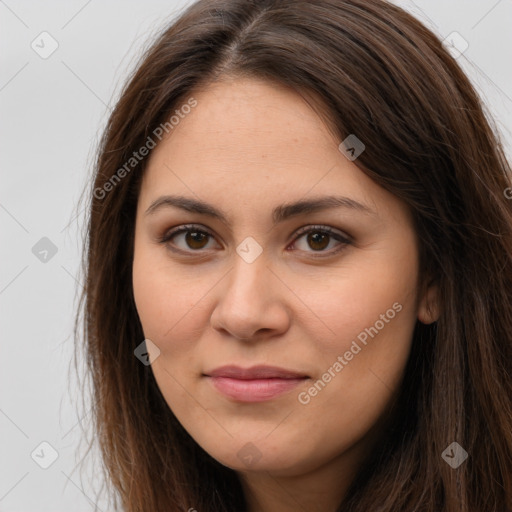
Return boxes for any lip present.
[206,365,308,380]
[204,365,309,402]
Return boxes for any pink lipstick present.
[204,365,309,402]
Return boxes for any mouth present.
[203,365,310,402]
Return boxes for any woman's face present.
[132,77,437,479]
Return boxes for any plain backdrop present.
[1,1,511,510]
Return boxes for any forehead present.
[168,77,336,157]
[143,78,351,185]
[138,77,407,226]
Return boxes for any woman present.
[77,0,512,510]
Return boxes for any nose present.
[210,251,291,342]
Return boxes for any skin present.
[132,76,440,512]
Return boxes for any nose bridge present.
[227,238,270,304]
[210,239,290,340]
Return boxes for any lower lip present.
[207,376,307,402]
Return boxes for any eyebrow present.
[144,194,377,225]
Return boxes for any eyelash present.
[157,224,352,258]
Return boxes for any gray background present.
[1,1,511,510]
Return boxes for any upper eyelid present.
[294,224,351,240]
[161,223,351,246]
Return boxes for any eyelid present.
[293,224,352,243]
[288,224,352,258]
[157,223,219,252]
[158,223,352,256]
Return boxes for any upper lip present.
[205,365,309,380]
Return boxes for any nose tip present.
[210,262,291,342]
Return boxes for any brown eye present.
[159,225,216,252]
[183,230,210,249]
[306,231,330,251]
[291,225,351,256]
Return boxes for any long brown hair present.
[76,0,512,510]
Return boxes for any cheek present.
[293,287,417,463]
[132,248,213,359]
[300,248,418,352]
[132,250,219,440]
[294,246,419,427]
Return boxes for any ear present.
[417,279,440,324]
